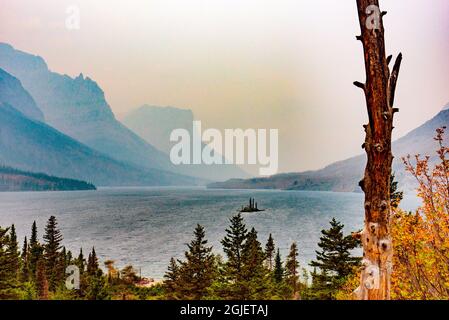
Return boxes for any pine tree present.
[309,218,361,299]
[87,247,100,276]
[240,227,269,299]
[65,249,73,266]
[8,225,20,280]
[177,224,216,299]
[20,236,30,282]
[273,249,284,283]
[43,216,64,291]
[264,234,275,271]
[285,242,300,299]
[221,213,248,281]
[29,221,43,281]
[77,248,85,273]
[390,173,403,209]
[0,226,19,299]
[163,257,180,299]
[85,247,107,300]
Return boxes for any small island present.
[239,198,264,213]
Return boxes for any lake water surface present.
[0,187,420,279]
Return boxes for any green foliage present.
[309,218,361,300]
[0,226,20,299]
[264,234,275,271]
[273,249,284,284]
[390,172,403,209]
[43,216,64,291]
[285,242,299,298]
[238,228,270,299]
[0,214,361,301]
[221,213,247,282]
[175,225,217,300]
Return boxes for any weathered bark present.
[353,0,402,300]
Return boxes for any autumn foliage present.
[391,127,449,299]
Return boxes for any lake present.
[0,187,420,279]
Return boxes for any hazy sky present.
[1,0,448,174]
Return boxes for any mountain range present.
[209,103,449,193]
[0,67,200,186]
[0,43,247,182]
[1,42,447,191]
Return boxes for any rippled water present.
[0,187,420,279]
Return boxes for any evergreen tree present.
[65,249,73,266]
[163,257,180,299]
[390,173,403,209]
[221,213,248,282]
[273,249,284,283]
[240,227,269,299]
[177,224,216,299]
[77,248,85,273]
[84,247,107,300]
[264,233,275,271]
[20,236,30,282]
[85,273,109,300]
[309,268,333,300]
[87,247,100,276]
[29,221,43,281]
[285,242,299,298]
[8,225,20,280]
[43,216,64,291]
[309,218,361,299]
[0,226,19,299]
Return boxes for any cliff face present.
[0,43,170,172]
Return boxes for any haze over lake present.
[0,187,420,279]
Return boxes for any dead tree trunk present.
[353,0,402,300]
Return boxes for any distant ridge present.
[209,103,449,193]
[0,102,201,186]
[0,166,96,192]
[0,67,201,186]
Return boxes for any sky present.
[0,0,448,174]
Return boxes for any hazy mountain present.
[0,43,175,173]
[0,68,44,121]
[209,103,449,193]
[0,67,199,186]
[123,105,194,154]
[0,103,200,186]
[122,105,250,181]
